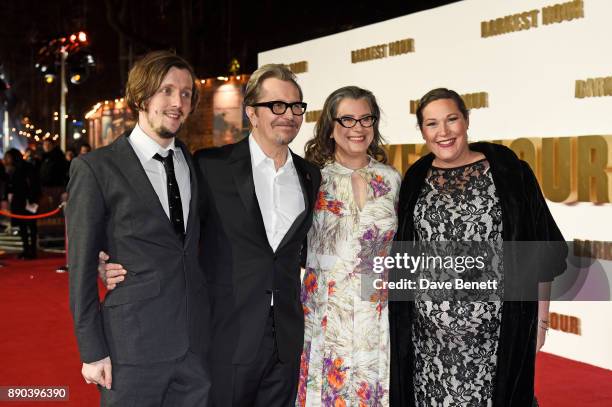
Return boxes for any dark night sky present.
[0,0,459,130]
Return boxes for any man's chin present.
[275,132,298,146]
[157,125,181,139]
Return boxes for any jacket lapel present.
[276,152,313,252]
[293,151,315,211]
[110,132,182,249]
[229,138,271,251]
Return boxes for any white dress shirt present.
[249,135,305,252]
[128,124,191,231]
[250,136,305,306]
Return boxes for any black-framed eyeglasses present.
[249,101,307,116]
[334,115,377,128]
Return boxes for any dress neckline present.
[327,156,374,175]
[430,158,487,171]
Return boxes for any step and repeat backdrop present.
[259,0,611,370]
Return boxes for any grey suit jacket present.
[67,133,208,365]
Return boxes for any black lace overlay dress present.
[412,159,504,407]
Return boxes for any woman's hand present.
[536,320,548,351]
[537,281,551,352]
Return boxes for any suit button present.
[273,255,277,260]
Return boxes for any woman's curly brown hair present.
[304,86,387,168]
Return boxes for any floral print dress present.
[297,159,400,407]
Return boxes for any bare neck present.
[432,149,484,169]
[252,132,289,171]
[137,116,173,149]
[334,150,369,170]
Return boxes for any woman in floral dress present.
[297,86,401,406]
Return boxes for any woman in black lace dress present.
[389,88,567,406]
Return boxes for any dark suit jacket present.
[194,137,321,365]
[67,133,208,365]
[5,161,41,221]
[389,142,567,406]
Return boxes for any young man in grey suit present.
[102,64,321,406]
[67,51,210,406]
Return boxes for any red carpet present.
[535,352,612,406]
[0,256,610,406]
[0,254,98,406]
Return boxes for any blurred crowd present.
[0,140,91,259]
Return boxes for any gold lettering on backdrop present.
[573,239,612,261]
[481,0,584,38]
[351,38,414,64]
[509,138,537,172]
[577,136,610,203]
[543,0,585,25]
[386,144,428,173]
[550,313,581,335]
[462,92,489,109]
[286,61,308,74]
[409,92,489,114]
[305,110,322,123]
[388,39,415,56]
[409,100,419,115]
[481,10,539,38]
[351,44,387,63]
[542,137,576,202]
[383,136,611,203]
[575,76,612,98]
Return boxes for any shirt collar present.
[130,124,177,160]
[248,134,294,171]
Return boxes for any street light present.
[1,70,11,153]
[44,72,57,84]
[35,31,93,152]
[70,73,82,84]
[67,50,94,85]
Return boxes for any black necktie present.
[153,150,185,240]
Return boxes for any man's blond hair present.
[125,50,199,113]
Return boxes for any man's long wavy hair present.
[305,86,387,168]
[125,50,199,114]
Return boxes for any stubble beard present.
[275,133,295,146]
[273,126,300,146]
[157,126,179,139]
[147,115,184,139]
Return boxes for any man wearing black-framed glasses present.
[194,64,321,406]
[249,100,307,116]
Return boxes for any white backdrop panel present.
[259,0,611,370]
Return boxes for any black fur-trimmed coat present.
[389,142,567,406]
